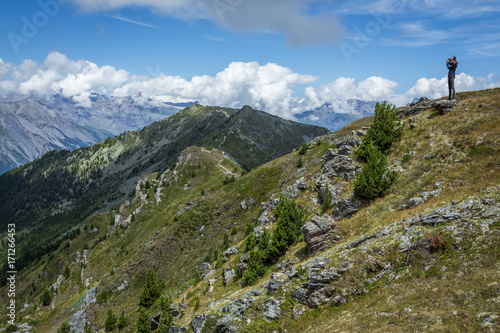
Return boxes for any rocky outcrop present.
[222,298,253,315]
[69,286,97,333]
[216,314,237,332]
[432,100,459,115]
[332,196,362,220]
[190,314,207,333]
[301,215,337,254]
[263,298,281,319]
[222,267,236,286]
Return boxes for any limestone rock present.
[198,262,211,279]
[223,268,236,286]
[432,100,459,115]
[263,298,281,319]
[216,314,237,333]
[332,197,362,220]
[301,215,337,254]
[190,314,207,333]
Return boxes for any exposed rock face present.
[190,314,207,333]
[301,215,337,254]
[223,247,238,259]
[198,262,212,279]
[399,97,433,117]
[69,286,97,333]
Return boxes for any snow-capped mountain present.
[295,99,377,131]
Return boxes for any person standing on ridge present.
[446,56,458,100]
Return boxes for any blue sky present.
[0,0,499,118]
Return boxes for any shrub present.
[245,233,257,252]
[5,325,17,333]
[358,101,404,159]
[354,142,398,200]
[241,250,267,286]
[223,175,235,185]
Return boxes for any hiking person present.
[446,56,458,100]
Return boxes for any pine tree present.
[104,309,116,332]
[244,233,256,252]
[358,101,403,158]
[139,269,163,308]
[354,141,398,200]
[136,307,151,333]
[41,289,52,306]
[241,250,266,286]
[63,266,70,279]
[116,310,129,330]
[57,321,71,333]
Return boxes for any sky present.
[0,0,499,119]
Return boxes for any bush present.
[321,183,334,212]
[63,266,70,279]
[223,175,235,185]
[241,250,267,286]
[358,101,403,158]
[116,310,129,330]
[5,325,17,333]
[354,142,398,200]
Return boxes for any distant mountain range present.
[0,93,376,175]
[0,93,188,174]
[295,99,376,130]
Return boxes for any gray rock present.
[169,303,180,317]
[292,306,306,319]
[406,197,425,209]
[240,201,247,210]
[222,298,253,315]
[307,287,335,308]
[292,287,308,304]
[223,247,238,258]
[216,314,237,333]
[149,312,161,331]
[254,226,263,239]
[322,148,336,161]
[266,273,287,294]
[223,268,236,286]
[198,262,211,279]
[317,184,340,204]
[190,314,207,333]
[282,184,301,198]
[169,327,182,333]
[432,100,459,115]
[332,197,362,220]
[308,268,339,283]
[420,209,460,225]
[301,215,337,255]
[322,155,354,178]
[263,298,281,319]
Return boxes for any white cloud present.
[1,52,498,117]
[69,0,344,47]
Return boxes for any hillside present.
[1,88,499,333]
[0,104,327,289]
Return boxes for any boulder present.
[282,184,301,199]
[432,100,459,115]
[253,226,263,239]
[322,155,354,179]
[322,148,336,161]
[190,314,207,333]
[301,215,337,254]
[149,313,161,331]
[223,268,236,286]
[332,197,362,220]
[223,247,238,258]
[198,262,211,278]
[222,298,253,315]
[263,298,281,320]
[169,303,180,317]
[216,314,237,333]
[266,273,287,294]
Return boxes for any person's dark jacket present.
[447,61,457,78]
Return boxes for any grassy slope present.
[1,89,498,332]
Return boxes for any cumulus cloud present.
[1,52,498,117]
[69,0,344,47]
